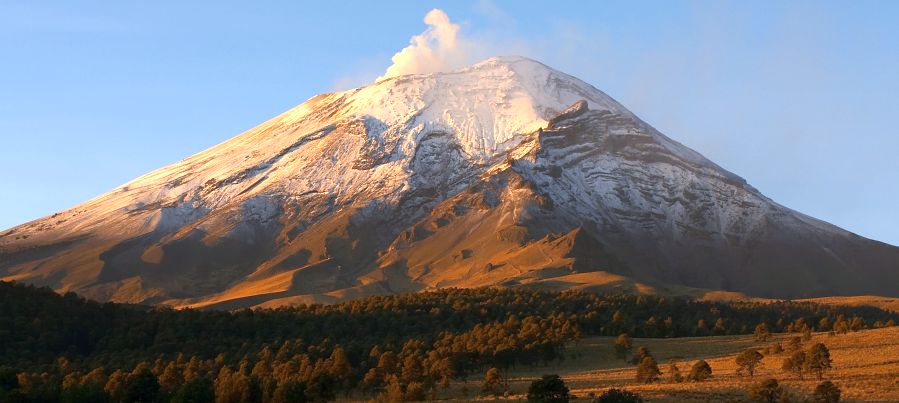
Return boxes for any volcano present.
[2,56,897,308]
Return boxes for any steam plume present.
[378,9,472,80]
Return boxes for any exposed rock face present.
[1,56,897,308]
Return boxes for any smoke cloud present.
[378,9,474,81]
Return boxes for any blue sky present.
[1,1,897,246]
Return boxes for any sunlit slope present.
[3,57,898,308]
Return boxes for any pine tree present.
[0,367,17,395]
[805,343,833,380]
[735,349,764,377]
[614,334,633,361]
[159,361,183,395]
[754,322,771,341]
[482,367,506,397]
[696,319,708,336]
[713,318,727,335]
[401,355,423,383]
[631,346,651,365]
[383,375,404,403]
[124,366,160,403]
[833,315,850,334]
[404,382,425,401]
[635,356,661,384]
[668,361,683,383]
[327,346,353,387]
[104,369,128,403]
[781,350,806,380]
[171,378,215,403]
[787,336,802,352]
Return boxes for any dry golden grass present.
[424,326,899,402]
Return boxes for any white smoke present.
[378,9,474,81]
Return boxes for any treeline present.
[0,281,895,402]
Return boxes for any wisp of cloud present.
[378,9,474,80]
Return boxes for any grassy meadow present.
[431,326,899,402]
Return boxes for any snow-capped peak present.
[5,55,899,309]
[326,56,630,161]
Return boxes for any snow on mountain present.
[2,56,897,308]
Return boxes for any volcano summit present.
[2,56,897,308]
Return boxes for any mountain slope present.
[2,56,897,308]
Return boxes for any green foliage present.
[170,378,214,403]
[60,382,107,403]
[0,281,890,401]
[124,367,160,403]
[812,380,841,403]
[527,374,570,403]
[0,367,19,394]
[596,388,644,403]
[2,281,893,373]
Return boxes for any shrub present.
[527,374,569,403]
[687,360,712,382]
[749,378,789,403]
[812,380,841,403]
[596,388,643,403]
